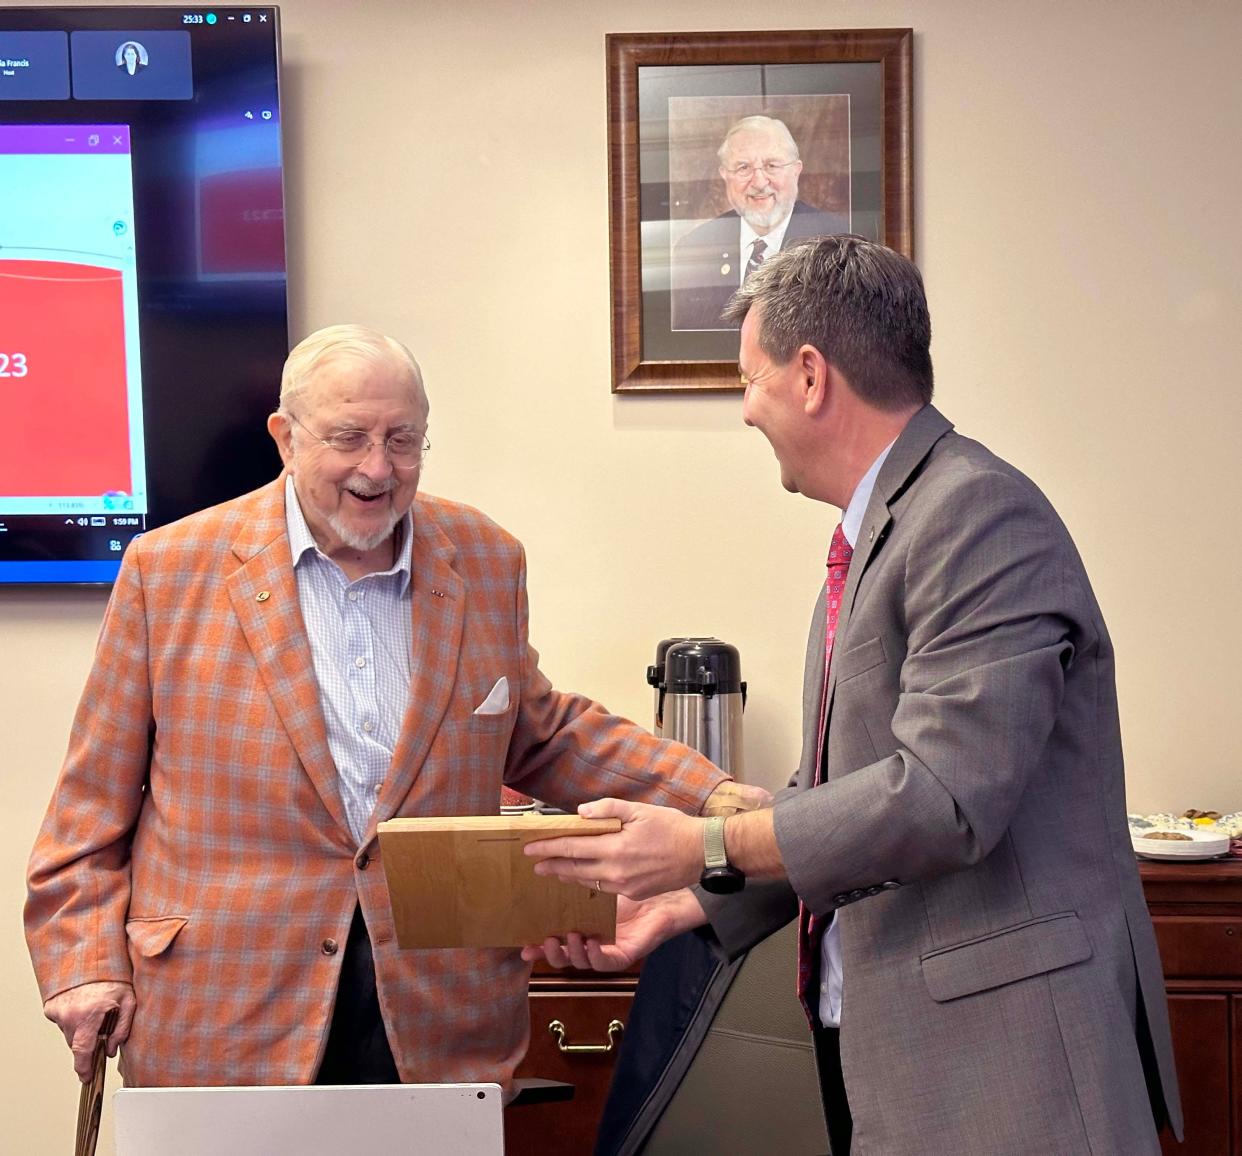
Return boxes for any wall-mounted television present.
[0,6,287,584]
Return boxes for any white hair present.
[716,115,801,166]
[278,324,427,418]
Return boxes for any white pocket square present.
[473,676,510,715]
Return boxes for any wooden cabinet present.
[505,971,637,1156]
[1141,859,1242,1155]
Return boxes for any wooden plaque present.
[377,815,622,949]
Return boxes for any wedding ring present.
[595,879,603,893]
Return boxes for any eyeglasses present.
[724,159,797,181]
[288,413,430,469]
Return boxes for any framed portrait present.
[607,29,913,393]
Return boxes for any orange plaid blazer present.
[25,479,724,1088]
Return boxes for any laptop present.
[113,1083,504,1155]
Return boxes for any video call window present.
[0,125,146,518]
[0,7,287,585]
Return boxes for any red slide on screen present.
[0,259,133,497]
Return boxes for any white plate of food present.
[1131,828,1231,860]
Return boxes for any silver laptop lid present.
[113,1083,503,1155]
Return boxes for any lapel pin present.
[868,527,875,543]
[431,588,445,598]
[255,590,271,602]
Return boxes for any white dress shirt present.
[739,212,795,285]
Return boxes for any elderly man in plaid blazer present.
[25,324,748,1090]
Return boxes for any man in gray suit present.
[527,235,1182,1153]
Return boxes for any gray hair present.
[279,324,428,419]
[717,116,801,166]
[722,235,933,410]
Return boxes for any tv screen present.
[0,6,287,584]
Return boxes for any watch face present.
[700,866,746,895]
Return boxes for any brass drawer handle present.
[547,1018,624,1054]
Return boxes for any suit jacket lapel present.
[799,585,829,789]
[716,215,741,285]
[366,502,464,836]
[825,406,955,713]
[225,479,352,841]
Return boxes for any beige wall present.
[6,0,1241,1149]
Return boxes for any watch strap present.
[703,815,729,870]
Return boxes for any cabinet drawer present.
[507,991,634,1156]
[1158,995,1230,1156]
[1151,916,1242,977]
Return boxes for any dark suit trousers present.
[314,905,400,1084]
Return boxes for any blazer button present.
[356,852,370,871]
[321,938,339,956]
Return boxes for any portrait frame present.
[607,29,913,393]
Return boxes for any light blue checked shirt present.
[284,476,414,845]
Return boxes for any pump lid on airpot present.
[663,639,742,697]
[648,636,718,688]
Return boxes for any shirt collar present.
[283,474,413,593]
[739,209,795,269]
[840,439,896,549]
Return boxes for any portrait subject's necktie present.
[744,238,767,281]
[796,522,854,1021]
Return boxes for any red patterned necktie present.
[796,522,854,1022]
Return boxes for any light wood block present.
[378,815,622,948]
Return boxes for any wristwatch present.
[700,815,746,894]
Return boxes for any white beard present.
[327,506,401,552]
[328,477,402,551]
[741,197,793,231]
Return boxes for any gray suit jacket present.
[705,406,1181,1154]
